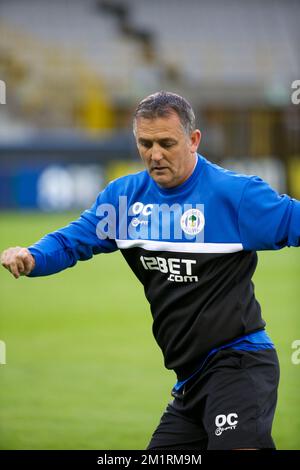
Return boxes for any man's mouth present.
[151,166,168,172]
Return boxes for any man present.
[1,91,300,450]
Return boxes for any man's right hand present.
[0,247,35,279]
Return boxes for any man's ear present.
[190,129,201,153]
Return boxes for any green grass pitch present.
[0,211,299,449]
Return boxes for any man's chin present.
[152,175,174,188]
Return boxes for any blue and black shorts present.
[147,348,280,450]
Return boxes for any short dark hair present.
[133,91,196,135]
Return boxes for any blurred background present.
[0,0,299,450]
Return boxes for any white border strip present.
[116,239,243,254]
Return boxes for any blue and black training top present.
[28,154,300,381]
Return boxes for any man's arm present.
[1,188,118,278]
[238,176,300,250]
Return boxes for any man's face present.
[135,112,201,188]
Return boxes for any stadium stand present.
[0,0,299,206]
[1,0,299,101]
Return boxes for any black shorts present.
[147,348,280,450]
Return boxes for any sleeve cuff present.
[27,247,44,277]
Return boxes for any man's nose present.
[151,144,163,162]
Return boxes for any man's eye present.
[141,142,152,148]
[162,142,175,148]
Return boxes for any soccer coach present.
[1,91,300,450]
